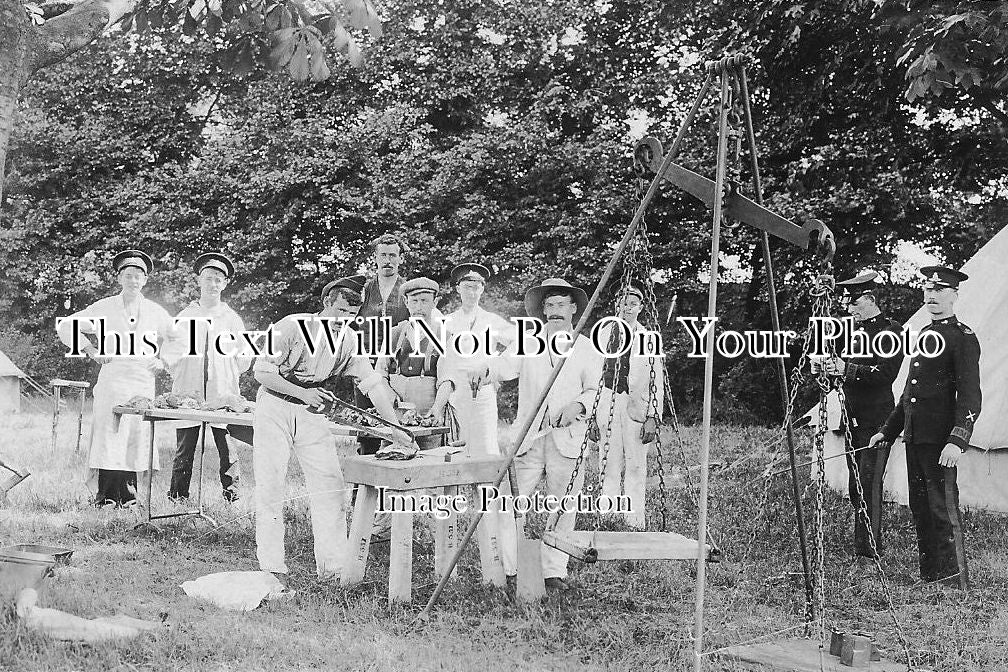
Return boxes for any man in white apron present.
[443,263,514,455]
[442,263,518,579]
[167,252,252,504]
[592,283,664,529]
[484,278,601,592]
[56,250,176,508]
[253,275,414,585]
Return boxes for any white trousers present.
[505,433,585,580]
[253,392,347,578]
[596,388,649,528]
[453,386,517,575]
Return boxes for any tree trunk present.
[0,0,31,204]
[0,0,134,203]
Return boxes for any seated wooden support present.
[340,454,509,603]
[720,638,905,672]
[540,531,709,563]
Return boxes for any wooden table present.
[112,406,448,525]
[340,451,509,603]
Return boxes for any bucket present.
[0,549,56,604]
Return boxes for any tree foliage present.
[3,0,1007,422]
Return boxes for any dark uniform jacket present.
[881,316,981,449]
[841,313,903,431]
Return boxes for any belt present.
[262,386,308,406]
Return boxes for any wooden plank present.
[341,455,506,490]
[113,406,253,426]
[721,638,905,672]
[343,485,378,586]
[388,491,415,604]
[541,531,707,561]
[112,406,448,438]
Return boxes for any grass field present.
[1,403,1006,672]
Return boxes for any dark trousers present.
[354,388,382,456]
[169,426,234,499]
[96,469,137,505]
[906,442,969,587]
[846,425,891,557]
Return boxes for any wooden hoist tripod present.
[632,54,835,671]
[419,54,835,638]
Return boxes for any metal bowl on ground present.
[3,544,73,565]
[0,549,56,604]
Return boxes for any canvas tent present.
[0,349,26,413]
[807,224,1008,514]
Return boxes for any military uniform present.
[879,267,980,587]
[168,252,249,504]
[835,272,903,557]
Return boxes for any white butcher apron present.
[57,293,175,476]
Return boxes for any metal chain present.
[596,225,640,513]
[814,351,829,643]
[623,180,670,528]
[829,336,915,669]
[551,378,606,533]
[632,188,689,536]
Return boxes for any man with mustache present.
[869,265,981,588]
[479,278,600,592]
[355,234,411,455]
[823,271,903,563]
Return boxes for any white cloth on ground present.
[180,571,287,611]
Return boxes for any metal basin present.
[0,549,55,604]
[3,544,73,565]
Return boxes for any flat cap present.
[321,274,368,302]
[194,252,235,279]
[401,276,440,297]
[112,250,153,275]
[920,265,968,289]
